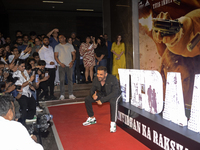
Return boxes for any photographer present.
[13,59,36,125]
[0,94,43,150]
[0,61,17,95]
[35,60,49,101]
[8,46,31,64]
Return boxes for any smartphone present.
[35,74,39,83]
[16,85,21,90]
[28,43,32,47]
[45,72,48,77]
[32,71,35,76]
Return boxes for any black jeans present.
[46,68,56,96]
[37,80,49,99]
[84,95,121,122]
[17,95,36,125]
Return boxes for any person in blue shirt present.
[47,28,59,51]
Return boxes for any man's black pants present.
[46,68,56,96]
[84,95,121,122]
[17,95,36,125]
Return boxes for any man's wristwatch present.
[28,80,32,84]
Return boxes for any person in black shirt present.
[83,66,121,133]
[71,32,81,83]
[94,37,108,69]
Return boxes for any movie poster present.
[138,0,200,107]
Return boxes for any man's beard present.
[98,76,106,82]
[43,43,49,47]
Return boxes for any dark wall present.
[110,0,133,69]
[0,0,9,38]
[7,10,102,41]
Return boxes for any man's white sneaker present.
[83,117,97,126]
[69,94,76,99]
[36,106,43,112]
[59,95,65,100]
[110,122,116,133]
[26,115,37,123]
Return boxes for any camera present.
[28,114,53,134]
[32,68,46,75]
[0,67,18,87]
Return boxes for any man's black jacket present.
[90,74,121,103]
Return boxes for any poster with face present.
[138,0,200,108]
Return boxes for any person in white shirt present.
[13,59,36,125]
[8,46,31,64]
[0,94,43,150]
[39,36,57,100]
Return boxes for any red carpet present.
[48,103,150,150]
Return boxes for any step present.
[41,98,85,107]
[54,83,92,92]
[54,90,90,99]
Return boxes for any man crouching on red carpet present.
[83,66,121,132]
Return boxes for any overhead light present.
[43,1,63,3]
[76,9,94,12]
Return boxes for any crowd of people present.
[0,28,126,129]
[0,28,127,149]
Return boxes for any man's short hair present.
[32,52,39,57]
[34,37,41,43]
[0,94,14,117]
[97,66,107,73]
[28,58,35,63]
[30,31,36,36]
[17,59,25,66]
[71,32,76,35]
[38,60,46,66]
[59,34,65,38]
[23,34,29,38]
[11,46,18,52]
[25,63,32,70]
[43,35,49,40]
[15,30,22,35]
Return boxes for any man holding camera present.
[83,66,121,132]
[0,94,43,150]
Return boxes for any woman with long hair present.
[111,35,126,80]
[94,37,108,69]
[79,36,97,83]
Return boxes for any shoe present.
[110,122,116,133]
[69,94,76,99]
[26,115,37,123]
[59,95,65,100]
[36,106,43,112]
[83,117,97,126]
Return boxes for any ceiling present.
[1,0,102,12]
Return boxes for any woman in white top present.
[13,59,35,125]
